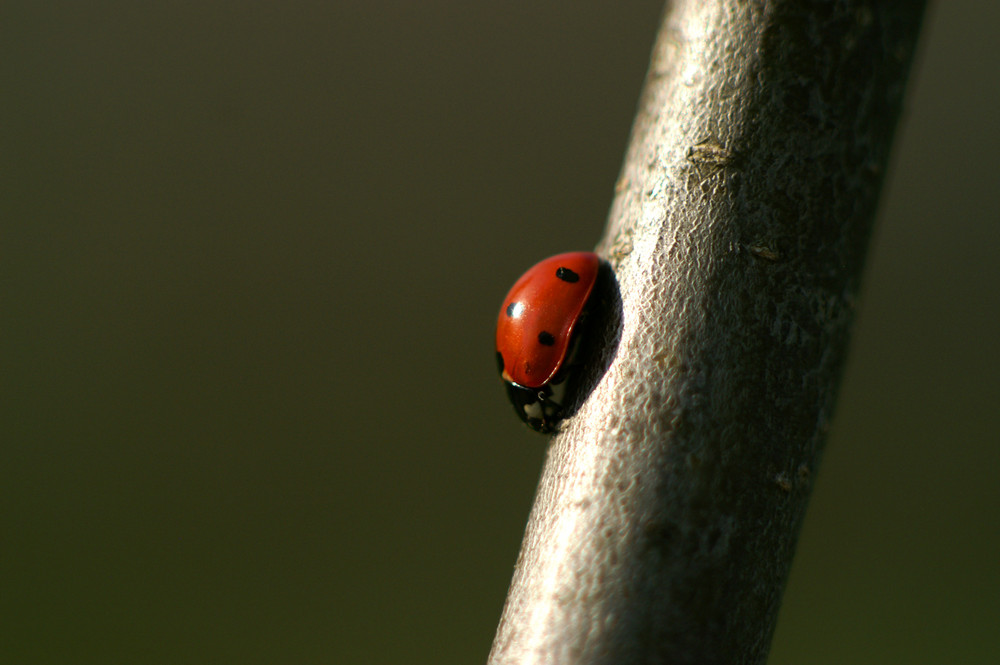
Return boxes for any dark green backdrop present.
[4,2,998,663]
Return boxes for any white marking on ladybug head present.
[523,400,544,421]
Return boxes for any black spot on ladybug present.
[505,301,524,318]
[555,267,580,283]
[538,331,555,346]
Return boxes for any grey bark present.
[488,1,926,664]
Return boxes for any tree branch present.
[488,1,926,663]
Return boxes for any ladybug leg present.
[532,388,565,433]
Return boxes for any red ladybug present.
[496,252,601,433]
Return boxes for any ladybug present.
[495,252,601,433]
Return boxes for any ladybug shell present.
[496,252,600,389]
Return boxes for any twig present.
[488,1,926,663]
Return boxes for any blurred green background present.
[3,2,997,663]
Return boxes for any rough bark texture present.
[488,1,925,664]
